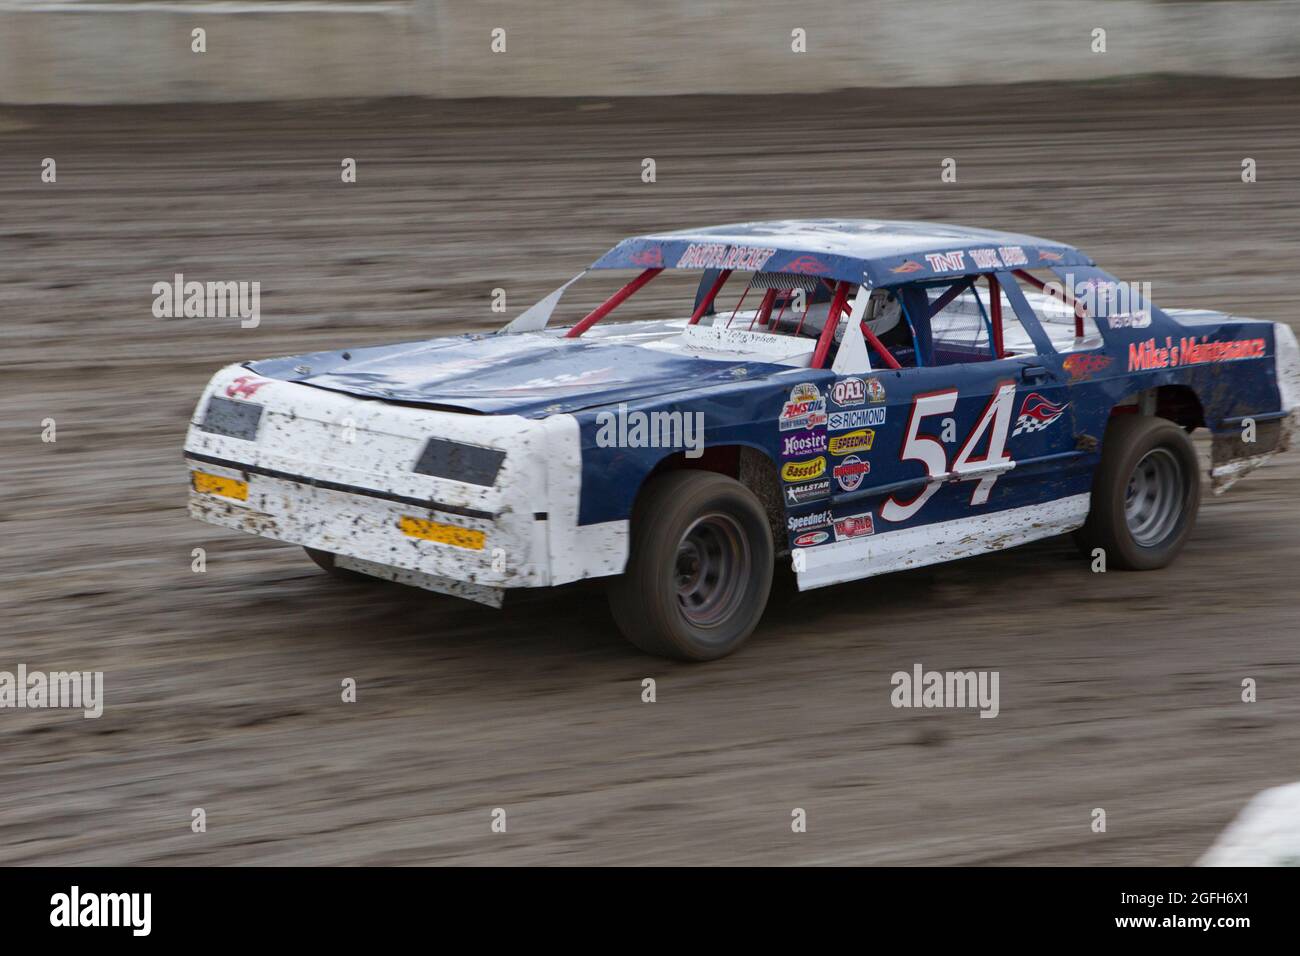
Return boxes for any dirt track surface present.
[2,79,1299,865]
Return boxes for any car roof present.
[591,218,1094,287]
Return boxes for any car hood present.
[246,331,782,417]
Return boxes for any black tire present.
[608,471,774,661]
[1075,415,1201,570]
[304,547,370,581]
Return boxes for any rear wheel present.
[304,547,370,581]
[608,471,773,661]
[1076,415,1201,570]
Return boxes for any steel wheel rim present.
[1124,447,1184,547]
[674,513,750,628]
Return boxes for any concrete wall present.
[3,0,1300,104]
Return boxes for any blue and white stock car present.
[185,220,1299,659]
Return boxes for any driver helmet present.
[864,289,902,337]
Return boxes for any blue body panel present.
[246,222,1285,550]
[248,332,785,417]
[591,219,1095,287]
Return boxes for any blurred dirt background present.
[1,78,1298,865]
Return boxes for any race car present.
[184,220,1299,660]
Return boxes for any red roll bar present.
[565,268,662,338]
[988,275,1005,358]
[811,281,850,368]
[688,269,732,325]
[861,319,903,370]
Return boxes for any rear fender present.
[1210,322,1299,493]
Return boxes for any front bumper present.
[184,365,627,605]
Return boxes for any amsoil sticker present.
[780,383,828,432]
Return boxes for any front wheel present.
[1075,415,1201,570]
[608,471,774,661]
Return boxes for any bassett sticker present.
[781,456,827,482]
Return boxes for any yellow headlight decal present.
[192,470,249,501]
[398,515,486,551]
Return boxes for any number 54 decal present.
[880,381,1018,523]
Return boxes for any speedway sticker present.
[828,429,874,456]
[828,407,886,431]
[1012,393,1068,436]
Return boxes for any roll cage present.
[556,264,1096,370]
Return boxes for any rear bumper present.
[1209,322,1300,494]
[184,365,628,603]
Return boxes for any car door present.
[799,273,1089,589]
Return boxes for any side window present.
[926,280,994,364]
[921,276,1031,366]
[1004,270,1103,353]
[923,271,1105,362]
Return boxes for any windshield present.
[505,267,863,342]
